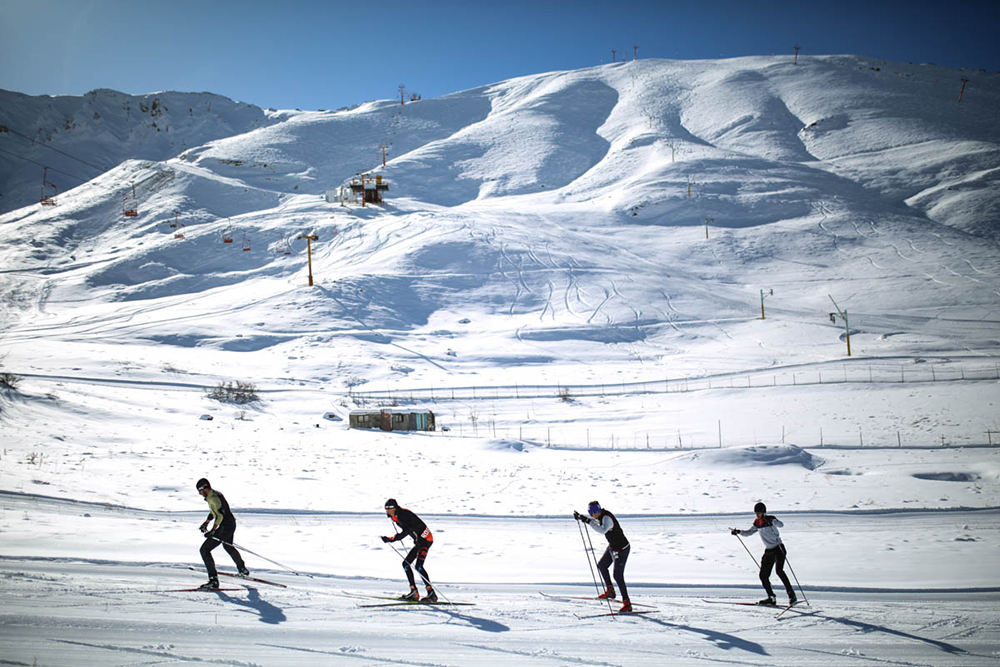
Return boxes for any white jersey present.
[741,516,784,549]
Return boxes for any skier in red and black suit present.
[381,498,437,602]
[575,500,632,613]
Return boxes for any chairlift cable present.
[0,147,90,183]
[2,125,105,172]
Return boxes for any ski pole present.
[383,539,452,604]
[577,519,603,598]
[782,548,809,605]
[579,519,614,614]
[209,535,313,578]
[731,531,760,569]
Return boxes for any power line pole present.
[828,295,851,356]
[760,288,773,320]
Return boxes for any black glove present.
[198,521,209,533]
[381,535,392,543]
[731,528,740,536]
[204,529,217,540]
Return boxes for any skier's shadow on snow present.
[806,611,965,654]
[383,606,509,633]
[215,587,287,625]
[636,616,767,655]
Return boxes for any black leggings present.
[200,524,245,578]
[760,544,794,598]
[402,539,432,588]
[597,544,630,600]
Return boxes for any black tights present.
[402,539,432,588]
[200,526,245,578]
[760,544,794,598]
[597,544,630,600]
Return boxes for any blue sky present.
[2,0,997,110]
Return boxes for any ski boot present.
[788,593,797,606]
[199,576,220,590]
[597,585,616,600]
[398,588,420,601]
[619,598,632,614]
[238,566,250,577]
[423,588,438,603]
[757,596,776,606]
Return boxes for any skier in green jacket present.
[196,478,249,589]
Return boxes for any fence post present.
[820,427,824,447]
[718,420,722,448]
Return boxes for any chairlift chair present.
[242,231,251,252]
[222,221,234,244]
[123,183,138,217]
[40,167,57,206]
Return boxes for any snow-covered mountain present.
[0,88,273,215]
[1,56,997,383]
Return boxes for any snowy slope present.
[0,88,273,214]
[1,56,1000,665]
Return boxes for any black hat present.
[384,498,398,510]
[753,502,766,514]
[196,478,211,492]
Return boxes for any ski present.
[539,592,656,608]
[702,599,779,607]
[162,587,243,592]
[341,590,474,607]
[575,610,657,619]
[187,566,287,588]
[340,590,406,601]
[776,601,810,618]
[357,600,476,608]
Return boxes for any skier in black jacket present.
[575,500,632,613]
[195,478,248,590]
[381,498,437,602]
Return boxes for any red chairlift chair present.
[242,232,251,252]
[222,221,234,244]
[123,183,138,217]
[40,167,57,206]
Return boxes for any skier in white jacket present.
[732,501,797,605]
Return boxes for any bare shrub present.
[207,380,259,404]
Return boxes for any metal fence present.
[350,360,1000,405]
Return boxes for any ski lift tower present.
[297,232,319,286]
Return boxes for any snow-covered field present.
[2,55,1000,664]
